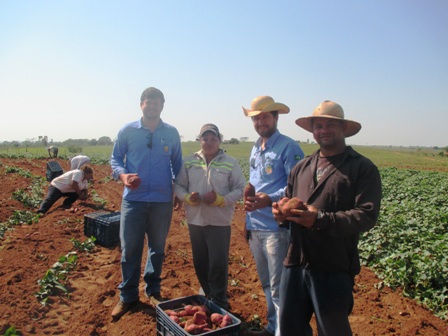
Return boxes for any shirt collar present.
[196,148,224,161]
[255,129,280,150]
[138,118,165,131]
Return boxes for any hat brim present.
[200,129,220,137]
[295,116,362,137]
[243,102,290,117]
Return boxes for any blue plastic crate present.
[84,211,120,247]
[156,295,240,336]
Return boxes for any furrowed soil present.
[0,158,447,335]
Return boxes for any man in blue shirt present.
[110,87,182,319]
[243,96,304,336]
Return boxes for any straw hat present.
[242,96,290,117]
[295,100,361,137]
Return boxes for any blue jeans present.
[249,230,289,336]
[280,266,354,336]
[118,199,173,303]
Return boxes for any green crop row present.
[2,142,448,171]
[359,167,448,319]
[36,252,78,305]
[0,165,106,241]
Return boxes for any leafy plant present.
[3,326,20,336]
[4,165,33,178]
[100,175,113,183]
[10,210,40,225]
[0,210,40,239]
[245,314,263,332]
[89,189,107,208]
[9,169,46,209]
[70,236,97,252]
[35,252,78,305]
[359,167,448,319]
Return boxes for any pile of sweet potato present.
[164,304,233,335]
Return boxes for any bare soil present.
[0,158,447,335]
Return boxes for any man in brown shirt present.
[273,100,382,336]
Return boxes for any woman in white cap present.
[174,123,245,310]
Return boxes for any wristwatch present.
[317,210,324,220]
[312,210,324,231]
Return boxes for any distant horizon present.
[1,1,447,149]
[1,137,446,150]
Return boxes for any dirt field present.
[0,158,447,335]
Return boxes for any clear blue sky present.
[1,0,447,147]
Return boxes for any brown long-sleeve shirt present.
[284,146,382,276]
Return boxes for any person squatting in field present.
[110,87,183,319]
[273,100,382,336]
[36,165,93,214]
[174,123,245,310]
[242,96,304,336]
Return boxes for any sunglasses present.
[250,150,261,169]
[147,133,153,149]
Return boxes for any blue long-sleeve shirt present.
[110,118,182,202]
[246,130,304,231]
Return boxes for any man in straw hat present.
[243,96,304,336]
[273,100,382,335]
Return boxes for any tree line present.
[2,136,114,148]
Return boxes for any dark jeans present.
[188,224,231,310]
[38,186,78,213]
[280,266,354,336]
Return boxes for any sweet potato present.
[165,309,178,317]
[178,318,190,328]
[280,197,307,217]
[165,303,230,332]
[184,323,208,334]
[128,175,141,188]
[210,312,223,325]
[203,190,217,204]
[220,314,233,328]
[243,183,255,201]
[178,309,191,317]
[196,305,208,314]
[183,305,197,316]
[189,191,200,202]
[192,311,208,325]
[183,318,195,328]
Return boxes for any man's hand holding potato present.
[273,197,319,229]
[121,173,141,190]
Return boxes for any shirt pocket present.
[210,168,231,194]
[154,137,174,161]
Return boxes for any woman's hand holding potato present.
[185,191,201,206]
